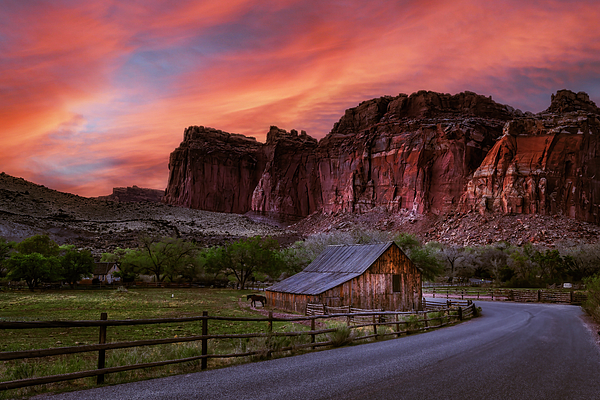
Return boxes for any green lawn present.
[0,288,308,398]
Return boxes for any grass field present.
[0,288,309,399]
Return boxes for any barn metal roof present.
[267,242,394,295]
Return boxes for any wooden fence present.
[0,303,477,391]
[423,287,587,305]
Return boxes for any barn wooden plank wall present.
[267,244,422,314]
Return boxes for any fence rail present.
[0,303,477,391]
[423,287,587,305]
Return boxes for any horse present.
[247,294,267,307]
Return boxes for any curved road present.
[47,302,600,400]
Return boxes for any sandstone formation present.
[164,89,600,227]
[316,91,512,215]
[164,126,267,213]
[461,90,600,224]
[251,126,321,217]
[98,186,164,203]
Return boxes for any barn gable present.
[266,242,422,313]
[268,242,393,295]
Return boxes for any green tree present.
[393,233,443,281]
[15,234,60,257]
[393,233,421,253]
[204,236,285,289]
[0,237,14,277]
[60,248,95,288]
[508,244,540,287]
[102,248,137,282]
[584,274,600,322]
[123,237,198,282]
[100,247,130,263]
[7,253,60,291]
[408,245,444,281]
[535,249,565,284]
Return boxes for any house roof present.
[93,262,118,276]
[267,242,395,295]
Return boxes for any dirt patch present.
[579,312,600,349]
[237,295,324,328]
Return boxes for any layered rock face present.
[165,90,600,225]
[251,126,321,216]
[461,90,600,224]
[164,126,267,213]
[317,91,512,214]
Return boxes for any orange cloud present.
[1,0,599,197]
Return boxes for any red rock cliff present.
[164,126,267,213]
[461,90,600,224]
[164,90,600,225]
[317,91,512,214]
[251,126,321,216]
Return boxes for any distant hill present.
[0,173,290,255]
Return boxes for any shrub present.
[404,315,421,332]
[328,324,355,347]
[584,274,600,323]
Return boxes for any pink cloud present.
[1,0,600,197]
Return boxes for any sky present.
[2,0,600,197]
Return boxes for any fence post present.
[395,313,401,337]
[267,311,273,358]
[201,311,208,370]
[97,312,107,385]
[268,311,273,333]
[347,305,351,326]
[372,314,378,337]
[458,306,463,321]
[311,318,316,349]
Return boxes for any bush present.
[584,274,600,323]
[404,315,421,332]
[328,324,355,347]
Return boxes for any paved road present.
[46,302,600,400]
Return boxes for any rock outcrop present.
[98,186,164,203]
[164,126,267,213]
[251,126,321,217]
[316,91,512,214]
[461,90,600,224]
[164,90,600,225]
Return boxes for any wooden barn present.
[266,242,422,314]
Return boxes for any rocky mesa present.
[164,90,600,227]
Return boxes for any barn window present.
[392,275,401,292]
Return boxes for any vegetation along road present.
[46,302,600,400]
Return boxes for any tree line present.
[283,230,600,287]
[101,235,294,289]
[0,235,95,290]
[2,231,600,291]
